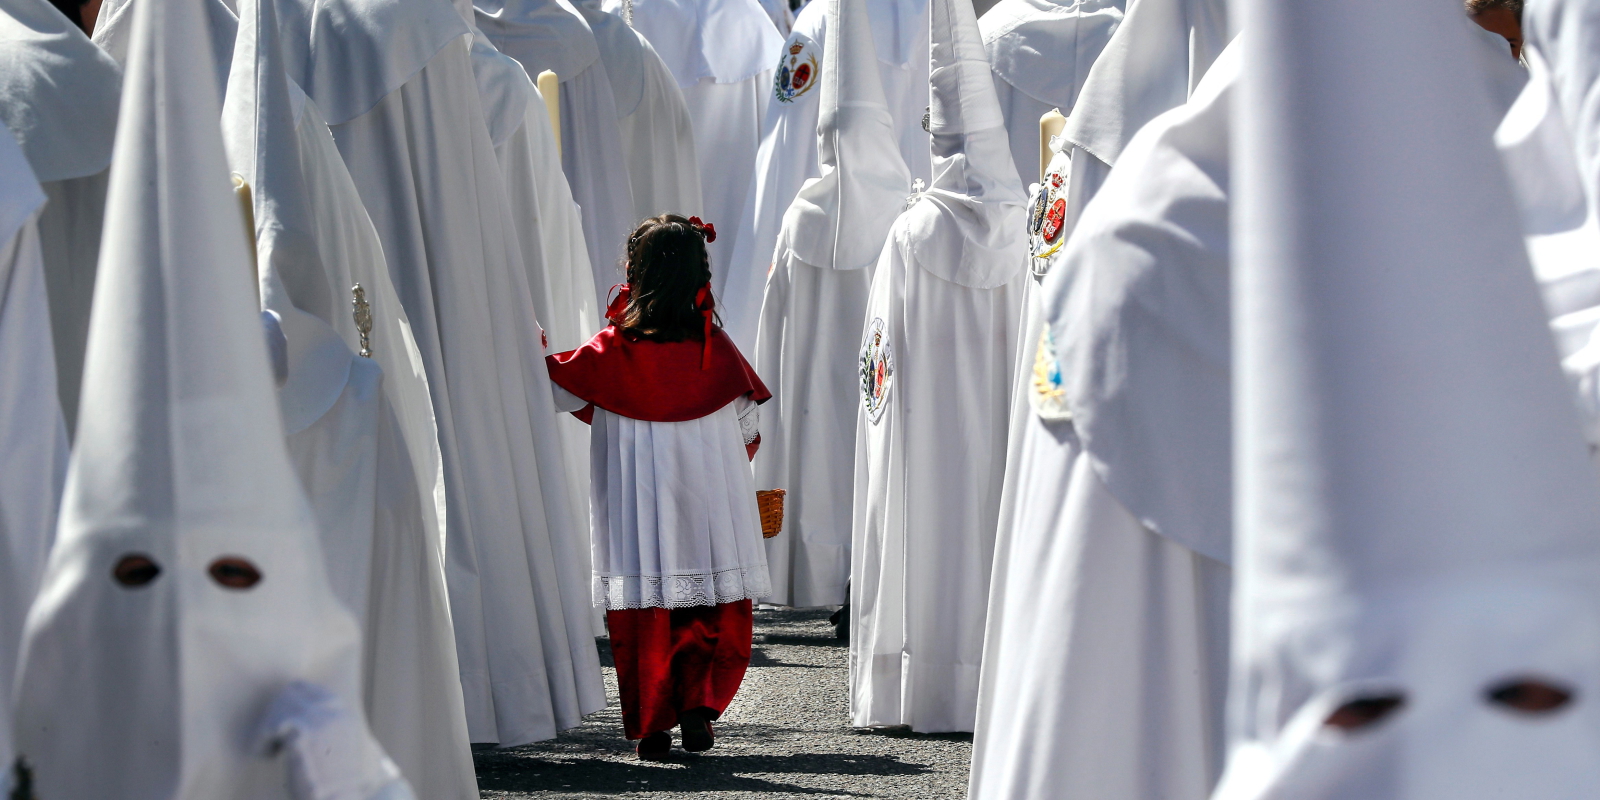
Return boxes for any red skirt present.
[606,600,754,739]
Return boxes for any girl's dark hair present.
[618,214,719,341]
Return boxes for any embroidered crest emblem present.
[860,317,895,423]
[1029,327,1072,421]
[774,38,820,103]
[1028,161,1071,272]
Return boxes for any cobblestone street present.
[474,608,973,799]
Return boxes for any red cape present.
[546,326,771,424]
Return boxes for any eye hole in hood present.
[208,557,262,590]
[112,554,162,588]
[1487,678,1574,715]
[1323,693,1407,732]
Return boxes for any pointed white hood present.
[474,0,598,80]
[906,0,1026,288]
[778,0,911,271]
[1219,0,1600,797]
[0,0,121,182]
[11,0,384,794]
[1058,0,1227,167]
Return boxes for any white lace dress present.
[553,385,771,610]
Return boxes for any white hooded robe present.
[849,0,1027,733]
[273,0,604,745]
[220,0,479,791]
[12,0,408,792]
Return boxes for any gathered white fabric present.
[554,386,771,611]
[608,0,782,87]
[969,46,1236,800]
[721,0,931,351]
[0,0,121,183]
[330,35,605,748]
[474,0,597,79]
[978,0,1122,181]
[778,0,911,272]
[579,1,706,224]
[1057,0,1226,168]
[0,0,114,435]
[0,119,64,798]
[221,0,479,791]
[476,0,637,299]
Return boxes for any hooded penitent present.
[969,41,1236,800]
[720,0,930,353]
[848,0,1026,733]
[220,0,478,792]
[0,116,61,800]
[281,0,604,747]
[1214,1,1600,797]
[475,0,636,304]
[978,0,1123,183]
[601,0,783,294]
[0,0,120,434]
[752,0,912,609]
[11,0,408,794]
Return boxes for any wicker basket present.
[757,489,786,539]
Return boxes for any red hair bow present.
[688,216,716,243]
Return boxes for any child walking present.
[546,214,773,759]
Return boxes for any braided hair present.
[618,214,719,341]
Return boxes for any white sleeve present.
[736,395,760,445]
[551,382,590,413]
[254,681,417,800]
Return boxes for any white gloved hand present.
[253,681,416,800]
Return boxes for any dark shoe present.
[679,710,715,752]
[636,731,671,761]
[830,603,850,640]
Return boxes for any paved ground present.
[474,607,973,799]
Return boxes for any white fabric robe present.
[329,36,604,747]
[475,32,599,560]
[579,1,705,223]
[970,46,1237,800]
[267,95,479,797]
[0,0,122,435]
[723,0,932,352]
[553,388,770,609]
[969,417,1229,800]
[602,0,783,294]
[751,0,917,609]
[684,76,773,294]
[979,0,1123,183]
[0,128,65,793]
[474,0,636,306]
[849,222,1025,733]
[555,58,638,301]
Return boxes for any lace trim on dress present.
[738,402,760,445]
[595,566,772,610]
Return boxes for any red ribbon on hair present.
[695,283,715,369]
[604,284,631,323]
[688,216,716,243]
